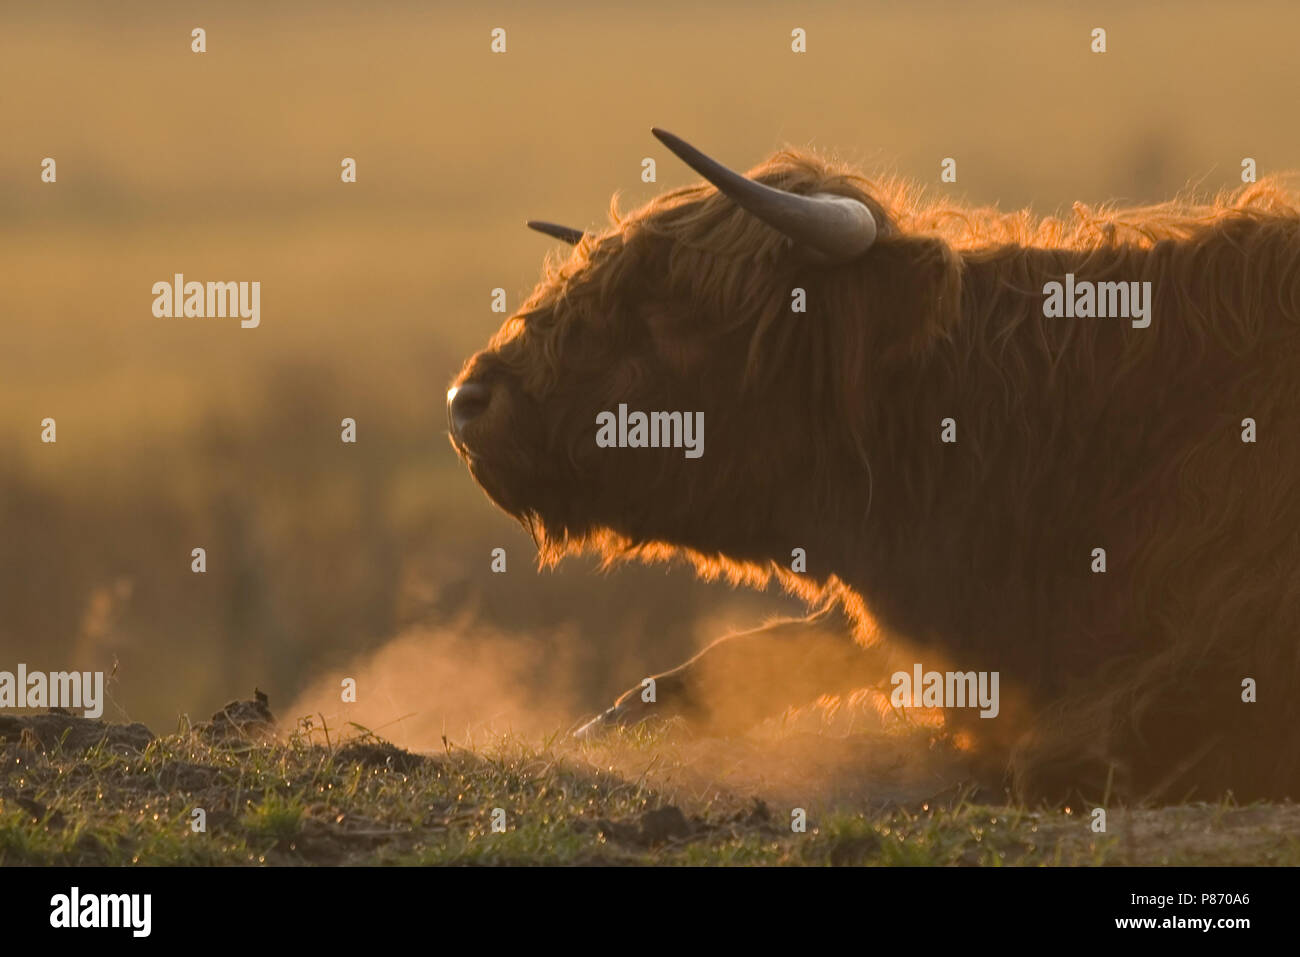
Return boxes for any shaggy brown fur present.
[450,147,1300,804]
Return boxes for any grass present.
[2,706,1297,866]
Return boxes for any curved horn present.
[526,220,584,245]
[651,127,877,263]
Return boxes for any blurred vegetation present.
[2,0,1298,733]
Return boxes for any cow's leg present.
[574,605,886,737]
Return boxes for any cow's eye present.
[641,306,706,371]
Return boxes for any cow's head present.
[447,130,956,567]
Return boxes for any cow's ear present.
[859,236,962,362]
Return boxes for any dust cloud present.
[286,618,982,815]
[285,618,588,750]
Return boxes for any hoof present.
[572,704,626,741]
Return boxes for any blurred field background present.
[2,0,1298,742]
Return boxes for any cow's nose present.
[447,381,492,439]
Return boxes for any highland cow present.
[448,129,1300,804]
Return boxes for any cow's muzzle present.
[446,380,492,448]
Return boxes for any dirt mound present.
[334,739,429,772]
[0,708,153,754]
[196,689,277,742]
